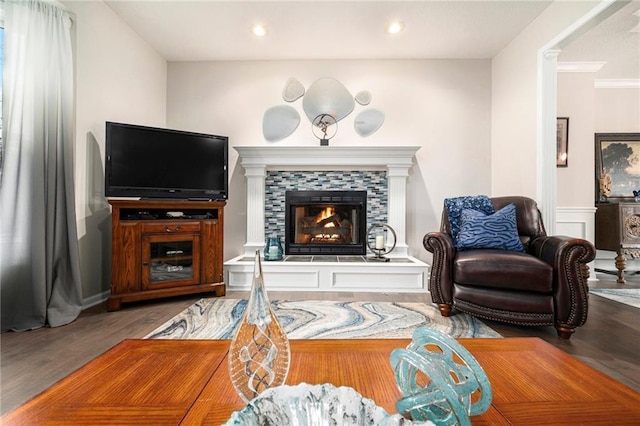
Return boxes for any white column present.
[387,165,411,257]
[538,49,561,235]
[243,164,267,257]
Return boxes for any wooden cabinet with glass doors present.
[107,199,225,311]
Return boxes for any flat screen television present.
[105,121,228,200]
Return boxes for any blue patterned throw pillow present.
[444,195,494,242]
[455,203,525,252]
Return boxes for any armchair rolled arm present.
[423,232,455,307]
[529,236,596,328]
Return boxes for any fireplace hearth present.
[285,190,367,255]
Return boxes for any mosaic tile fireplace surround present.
[224,146,429,293]
[268,172,385,256]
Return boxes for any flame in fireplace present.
[315,207,339,240]
[319,207,335,226]
[315,233,340,240]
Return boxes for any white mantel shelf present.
[234,146,420,168]
[225,145,428,293]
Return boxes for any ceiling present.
[104,0,638,78]
[104,0,552,61]
[559,0,640,79]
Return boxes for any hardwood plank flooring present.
[1,273,638,416]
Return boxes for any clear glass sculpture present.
[228,250,291,402]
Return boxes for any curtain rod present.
[2,0,76,26]
[43,0,70,12]
[43,0,75,24]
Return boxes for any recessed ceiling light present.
[251,24,268,37]
[387,21,404,35]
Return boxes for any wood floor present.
[1,273,639,416]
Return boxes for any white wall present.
[557,79,640,207]
[595,88,640,132]
[556,13,640,272]
[166,60,492,264]
[64,1,167,305]
[557,72,596,207]
[593,86,639,271]
[491,1,603,200]
[65,0,626,302]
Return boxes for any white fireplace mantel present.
[234,146,420,257]
[234,146,419,168]
[226,145,427,293]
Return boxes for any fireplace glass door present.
[285,190,367,255]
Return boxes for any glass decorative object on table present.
[224,382,433,426]
[390,327,492,426]
[228,250,290,402]
[263,235,284,261]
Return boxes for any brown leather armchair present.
[423,196,596,339]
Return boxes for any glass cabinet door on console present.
[142,234,201,289]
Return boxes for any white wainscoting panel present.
[555,207,595,240]
[225,255,428,293]
[556,206,596,281]
[331,270,425,290]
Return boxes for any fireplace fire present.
[285,190,367,255]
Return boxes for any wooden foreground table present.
[3,337,640,425]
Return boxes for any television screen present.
[105,122,228,200]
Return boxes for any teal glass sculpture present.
[390,327,492,425]
[228,250,290,402]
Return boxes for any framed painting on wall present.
[556,117,569,167]
[595,133,640,201]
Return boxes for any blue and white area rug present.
[590,288,640,309]
[145,298,501,340]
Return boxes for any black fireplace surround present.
[284,190,367,255]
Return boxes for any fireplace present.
[285,190,367,255]
[225,146,428,294]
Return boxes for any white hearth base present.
[224,255,429,293]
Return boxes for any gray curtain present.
[0,0,82,331]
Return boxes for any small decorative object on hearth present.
[312,113,337,146]
[263,235,284,261]
[367,223,396,262]
[390,327,493,426]
[228,250,290,403]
